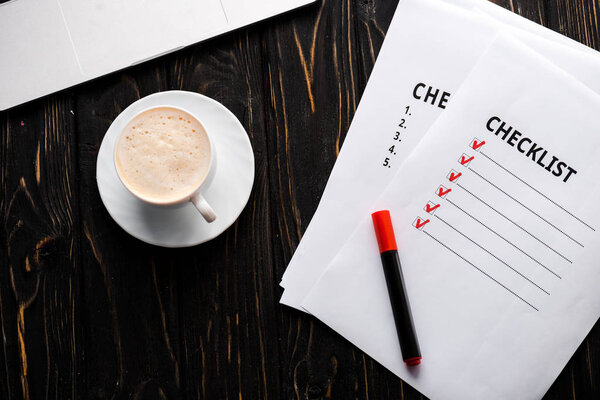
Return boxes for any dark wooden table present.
[1,0,600,399]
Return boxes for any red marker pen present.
[372,210,421,366]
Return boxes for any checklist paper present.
[279,0,600,310]
[302,36,600,400]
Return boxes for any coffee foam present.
[115,107,211,202]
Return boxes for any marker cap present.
[372,210,398,253]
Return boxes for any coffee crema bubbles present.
[115,107,211,203]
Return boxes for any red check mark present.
[460,155,474,166]
[437,187,452,197]
[472,140,485,150]
[415,218,430,229]
[449,171,462,182]
[425,203,440,213]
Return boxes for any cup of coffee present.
[114,105,217,222]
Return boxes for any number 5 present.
[383,158,390,167]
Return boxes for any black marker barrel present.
[372,210,421,366]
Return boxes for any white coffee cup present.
[114,105,217,223]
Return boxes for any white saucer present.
[97,91,255,247]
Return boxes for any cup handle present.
[191,192,216,223]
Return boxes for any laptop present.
[0,0,316,111]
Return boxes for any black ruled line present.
[423,230,539,311]
[435,215,550,295]
[480,151,595,232]
[455,183,573,264]
[469,167,584,248]
[446,198,561,278]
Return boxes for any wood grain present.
[0,96,84,399]
[0,0,599,399]
[76,65,182,399]
[264,1,369,398]
[169,29,283,400]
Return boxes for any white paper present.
[279,0,600,309]
[302,36,600,400]
[447,0,599,56]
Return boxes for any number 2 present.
[399,119,406,128]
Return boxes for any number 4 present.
[389,145,395,154]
